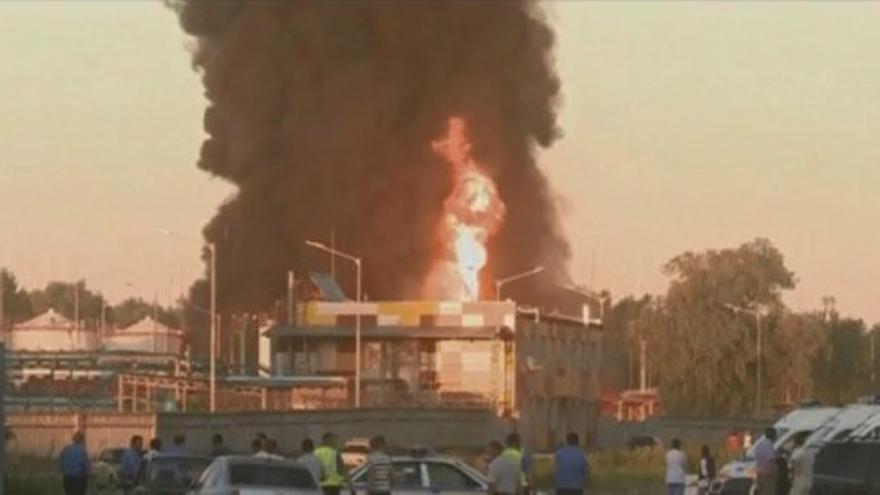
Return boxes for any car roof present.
[221,455,309,467]
[153,453,213,461]
[776,407,840,429]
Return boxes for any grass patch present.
[531,445,737,495]
[4,455,64,495]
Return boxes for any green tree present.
[813,316,869,404]
[652,238,796,417]
[1,268,34,325]
[110,297,181,329]
[602,295,653,391]
[766,311,825,404]
[28,280,106,328]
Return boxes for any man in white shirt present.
[297,438,324,484]
[753,428,778,495]
[487,441,520,495]
[665,439,687,495]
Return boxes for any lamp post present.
[495,266,545,302]
[305,240,362,408]
[724,302,768,416]
[162,230,217,413]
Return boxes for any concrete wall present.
[6,409,506,458]
[156,408,506,456]
[6,412,155,457]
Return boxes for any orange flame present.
[423,117,505,301]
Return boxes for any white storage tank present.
[102,316,184,355]
[8,309,98,352]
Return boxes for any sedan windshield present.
[230,463,317,489]
[148,457,212,486]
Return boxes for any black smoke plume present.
[170,0,570,310]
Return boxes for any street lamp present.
[162,230,217,413]
[495,266,544,302]
[305,240,363,408]
[724,302,769,416]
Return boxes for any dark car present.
[133,454,213,495]
[626,435,662,450]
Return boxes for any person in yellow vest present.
[503,433,533,495]
[315,432,351,495]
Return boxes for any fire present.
[423,117,505,301]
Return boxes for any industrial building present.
[260,299,603,449]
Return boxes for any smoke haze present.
[170,0,570,309]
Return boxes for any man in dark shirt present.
[210,433,231,457]
[58,431,90,495]
[554,433,589,495]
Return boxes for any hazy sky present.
[1,2,878,322]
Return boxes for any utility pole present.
[639,337,647,392]
[724,303,766,416]
[209,242,217,413]
[74,282,80,332]
[1,272,5,343]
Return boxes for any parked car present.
[349,454,489,495]
[341,438,370,468]
[133,454,212,495]
[626,435,662,450]
[92,447,126,491]
[188,456,320,495]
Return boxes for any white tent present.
[102,316,184,355]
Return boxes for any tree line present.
[601,238,880,417]
[0,269,181,330]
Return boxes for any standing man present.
[210,433,231,457]
[502,433,531,494]
[166,434,187,455]
[265,438,284,460]
[143,438,162,462]
[697,445,716,495]
[298,438,324,483]
[315,432,350,495]
[754,428,777,495]
[788,435,811,495]
[58,431,90,495]
[665,439,687,495]
[487,441,520,495]
[365,435,393,495]
[119,435,144,494]
[554,433,589,495]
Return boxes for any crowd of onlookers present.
[664,427,812,495]
[57,426,605,495]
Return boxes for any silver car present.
[188,456,321,495]
[349,455,489,495]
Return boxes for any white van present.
[787,404,880,494]
[716,406,839,494]
[843,406,880,441]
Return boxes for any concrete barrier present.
[595,415,773,450]
[156,408,505,455]
[6,408,504,457]
[6,411,155,457]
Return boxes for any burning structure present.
[166,1,603,446]
[261,298,603,449]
